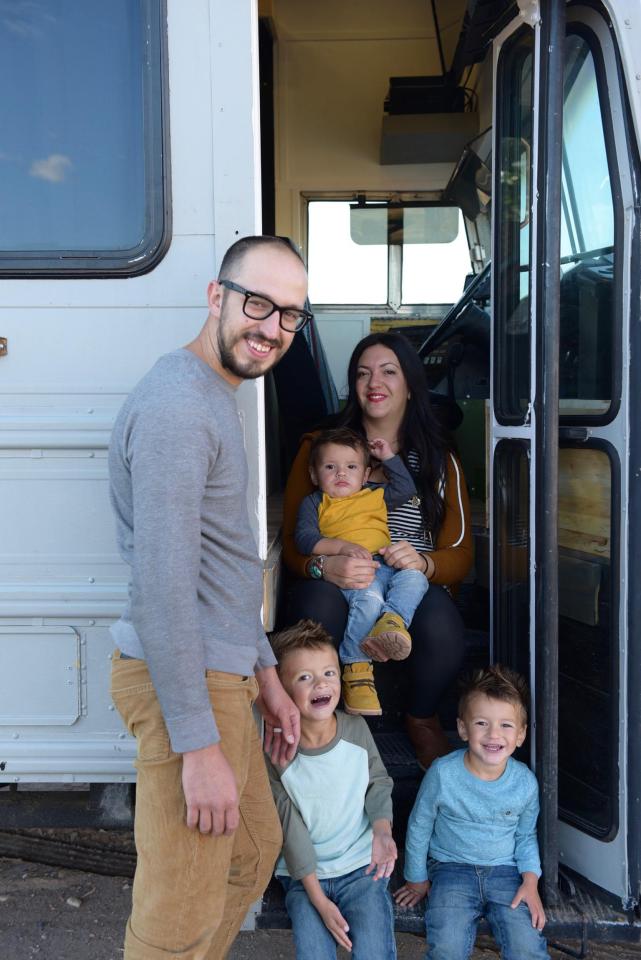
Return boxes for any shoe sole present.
[343,703,383,716]
[361,629,411,661]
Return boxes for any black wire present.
[430,0,447,76]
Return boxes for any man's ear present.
[456,717,469,742]
[516,724,527,748]
[207,280,223,316]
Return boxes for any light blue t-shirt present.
[404,749,542,883]
[267,712,393,880]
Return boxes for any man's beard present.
[216,323,283,380]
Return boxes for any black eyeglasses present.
[218,279,313,333]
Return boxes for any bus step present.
[258,876,641,943]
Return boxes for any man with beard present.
[108,236,310,959]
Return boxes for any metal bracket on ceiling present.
[517,0,541,28]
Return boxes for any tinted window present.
[0,0,167,274]
[494,29,533,424]
[558,445,618,838]
[559,32,616,418]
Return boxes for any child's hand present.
[365,825,397,880]
[511,873,546,930]
[394,880,430,908]
[315,896,353,951]
[369,437,394,461]
[338,541,372,560]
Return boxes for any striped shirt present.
[387,451,466,553]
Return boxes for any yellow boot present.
[361,612,412,661]
[341,662,382,716]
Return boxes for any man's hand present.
[511,873,546,930]
[181,742,239,836]
[365,820,397,880]
[394,880,430,908]
[256,666,300,766]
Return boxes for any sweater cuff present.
[166,707,220,754]
[255,634,278,671]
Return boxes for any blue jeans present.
[339,563,428,663]
[425,862,550,960]
[280,865,397,960]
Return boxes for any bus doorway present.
[262,0,641,940]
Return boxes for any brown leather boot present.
[405,714,453,771]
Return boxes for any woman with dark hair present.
[281,332,473,769]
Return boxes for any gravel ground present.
[1,857,640,960]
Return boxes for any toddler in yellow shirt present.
[295,427,429,715]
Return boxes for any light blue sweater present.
[404,749,542,883]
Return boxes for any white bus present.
[0,0,639,944]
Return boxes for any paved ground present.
[1,857,640,960]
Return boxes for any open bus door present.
[491,0,640,914]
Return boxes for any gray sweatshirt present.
[109,349,276,753]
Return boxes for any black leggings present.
[284,578,465,718]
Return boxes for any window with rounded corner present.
[0,0,169,277]
[558,28,619,423]
[494,28,534,425]
[558,443,618,839]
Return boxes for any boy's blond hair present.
[271,619,337,669]
[458,664,530,726]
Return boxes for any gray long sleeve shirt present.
[109,349,276,753]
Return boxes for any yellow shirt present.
[318,487,390,554]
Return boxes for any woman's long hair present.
[337,332,452,539]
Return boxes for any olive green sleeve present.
[340,713,394,826]
[266,755,317,880]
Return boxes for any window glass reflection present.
[0,0,164,265]
[495,30,533,423]
[559,34,615,417]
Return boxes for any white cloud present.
[0,1,55,39]
[30,153,72,183]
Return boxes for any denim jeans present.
[425,862,550,960]
[280,866,397,959]
[110,652,282,960]
[339,563,428,663]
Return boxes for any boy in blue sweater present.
[395,665,550,959]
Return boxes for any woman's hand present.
[321,554,379,590]
[380,540,432,576]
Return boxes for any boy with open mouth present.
[266,619,398,958]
